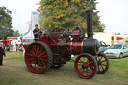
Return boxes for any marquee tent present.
[17,30,34,40]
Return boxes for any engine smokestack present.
[86,10,93,39]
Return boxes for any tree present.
[13,30,21,37]
[38,0,105,34]
[0,6,13,40]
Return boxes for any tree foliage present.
[13,30,21,37]
[38,0,105,33]
[0,6,20,40]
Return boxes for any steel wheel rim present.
[25,43,48,73]
[74,54,97,79]
[97,53,109,74]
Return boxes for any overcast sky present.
[0,0,40,33]
[97,0,128,34]
[0,0,128,34]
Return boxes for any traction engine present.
[24,10,109,79]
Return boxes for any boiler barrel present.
[66,39,99,55]
[83,39,99,55]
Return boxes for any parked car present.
[99,41,110,52]
[104,43,128,58]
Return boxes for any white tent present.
[17,30,34,40]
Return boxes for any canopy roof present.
[17,31,34,40]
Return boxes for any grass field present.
[0,52,128,85]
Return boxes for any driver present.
[33,24,42,41]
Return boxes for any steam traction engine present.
[24,10,109,79]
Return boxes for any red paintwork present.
[65,40,84,55]
[3,37,17,46]
[3,40,9,46]
[23,30,83,55]
[71,30,80,41]
[7,37,17,41]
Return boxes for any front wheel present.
[119,53,123,59]
[74,53,97,79]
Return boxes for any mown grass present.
[0,52,128,85]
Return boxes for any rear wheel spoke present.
[35,62,37,68]
[39,51,46,57]
[32,45,36,53]
[27,53,34,57]
[36,61,39,71]
[39,61,44,70]
[38,47,43,54]
[29,60,36,65]
[40,58,48,62]
[36,46,40,54]
[41,61,46,68]
[29,58,35,61]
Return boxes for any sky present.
[0,0,128,34]
[0,0,40,34]
[96,0,128,34]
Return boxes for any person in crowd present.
[39,27,45,37]
[15,42,18,52]
[0,44,6,66]
[33,24,42,41]
[6,44,10,51]
[2,44,6,57]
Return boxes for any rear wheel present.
[25,41,53,73]
[119,53,123,59]
[74,53,97,79]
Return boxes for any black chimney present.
[86,10,93,39]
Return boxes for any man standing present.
[33,24,42,41]
[0,44,6,65]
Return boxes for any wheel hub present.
[82,65,86,69]
[82,63,88,69]
[98,61,102,65]
[35,56,39,60]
